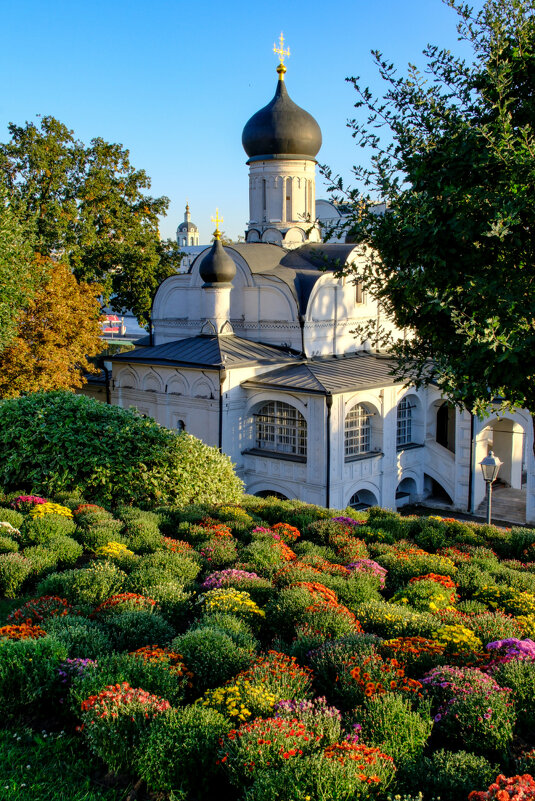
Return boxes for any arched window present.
[254,490,289,500]
[345,404,372,457]
[348,489,378,510]
[397,397,412,447]
[176,420,186,432]
[436,402,456,453]
[254,401,307,457]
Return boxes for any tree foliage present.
[0,187,40,352]
[0,257,104,398]
[0,391,244,508]
[0,116,182,326]
[326,0,535,415]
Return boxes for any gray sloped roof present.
[111,334,299,369]
[188,242,358,316]
[241,352,402,395]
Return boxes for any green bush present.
[0,535,18,554]
[171,626,254,691]
[73,524,127,552]
[493,658,535,734]
[20,514,76,544]
[0,552,32,596]
[354,600,437,638]
[359,693,433,768]
[36,561,126,606]
[193,612,259,651]
[406,749,499,801]
[0,507,24,528]
[100,610,175,651]
[24,544,60,579]
[125,551,200,592]
[70,651,190,713]
[45,614,112,658]
[0,391,244,507]
[138,705,228,794]
[148,581,192,626]
[0,635,67,715]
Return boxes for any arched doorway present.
[396,477,417,508]
[254,490,289,500]
[348,489,378,511]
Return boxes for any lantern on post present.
[479,451,502,525]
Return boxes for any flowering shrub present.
[330,533,369,563]
[80,682,171,772]
[392,578,457,613]
[422,666,515,755]
[346,558,387,588]
[322,742,396,788]
[331,515,365,528]
[92,592,157,616]
[293,580,339,605]
[380,636,445,674]
[199,587,265,621]
[7,595,71,624]
[130,645,193,682]
[468,773,535,801]
[237,651,314,700]
[359,692,432,768]
[274,696,342,745]
[271,522,301,543]
[161,536,193,555]
[486,638,535,663]
[354,600,436,638]
[217,505,254,523]
[220,716,321,784]
[11,495,47,513]
[433,624,484,656]
[199,517,232,538]
[198,536,238,568]
[201,568,262,590]
[95,541,134,559]
[201,680,277,721]
[30,502,73,519]
[475,584,535,616]
[516,614,535,639]
[298,601,363,639]
[0,623,47,639]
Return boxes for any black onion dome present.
[199,239,236,285]
[242,76,322,160]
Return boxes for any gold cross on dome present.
[273,32,290,66]
[211,208,223,240]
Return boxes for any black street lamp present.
[480,451,502,525]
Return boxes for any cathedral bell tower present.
[242,35,322,249]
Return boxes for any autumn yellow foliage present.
[0,256,104,398]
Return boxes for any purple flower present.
[331,516,364,527]
[200,568,262,590]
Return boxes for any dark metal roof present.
[188,242,358,316]
[111,334,300,369]
[241,352,403,395]
[242,75,322,160]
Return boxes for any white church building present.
[107,54,535,523]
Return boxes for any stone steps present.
[475,486,527,526]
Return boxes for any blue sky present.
[1,0,480,242]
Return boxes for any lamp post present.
[480,451,502,525]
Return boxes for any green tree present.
[327,0,535,417]
[0,116,182,326]
[0,186,41,352]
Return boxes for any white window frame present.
[345,403,372,457]
[397,397,413,447]
[254,401,307,457]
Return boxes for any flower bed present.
[0,496,534,799]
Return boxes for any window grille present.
[254,401,307,457]
[397,397,412,446]
[345,404,372,457]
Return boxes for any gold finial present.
[211,208,223,240]
[273,32,290,79]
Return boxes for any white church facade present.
[106,53,534,523]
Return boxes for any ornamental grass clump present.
[79,682,171,773]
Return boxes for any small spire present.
[211,208,223,240]
[273,32,290,80]
[185,201,190,222]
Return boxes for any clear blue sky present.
[1,0,481,243]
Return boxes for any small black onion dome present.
[199,239,236,285]
[242,75,322,160]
